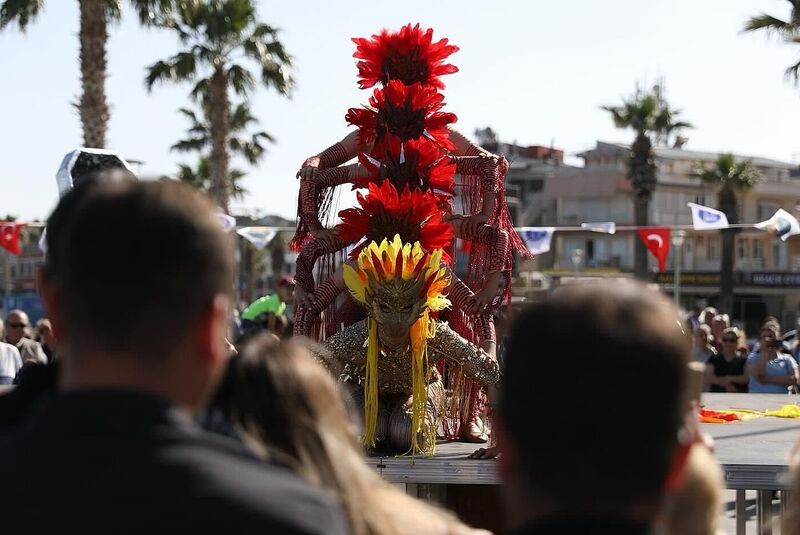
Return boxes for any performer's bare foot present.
[468,446,500,460]
[461,418,488,443]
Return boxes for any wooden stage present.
[369,393,800,534]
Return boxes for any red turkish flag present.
[0,222,25,256]
[637,227,670,272]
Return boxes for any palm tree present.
[172,101,273,165]
[691,153,763,314]
[744,0,800,83]
[145,0,293,211]
[602,87,691,278]
[0,0,176,148]
[176,156,247,201]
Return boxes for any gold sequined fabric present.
[319,320,500,396]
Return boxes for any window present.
[737,238,747,260]
[708,237,720,261]
[754,240,764,260]
[694,194,706,206]
[759,202,780,221]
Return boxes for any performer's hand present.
[463,213,489,237]
[468,446,500,460]
[312,228,339,250]
[294,284,316,311]
[469,271,500,314]
[296,156,320,180]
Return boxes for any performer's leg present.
[387,380,445,453]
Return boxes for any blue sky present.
[1,0,799,221]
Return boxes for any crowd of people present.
[4,177,800,533]
[688,306,800,394]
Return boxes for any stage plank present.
[370,393,800,490]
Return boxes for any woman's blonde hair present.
[209,335,483,535]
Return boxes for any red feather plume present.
[356,137,456,195]
[352,23,459,89]
[337,181,453,259]
[345,80,456,150]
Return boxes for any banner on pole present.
[237,227,277,250]
[519,227,555,255]
[755,208,800,241]
[0,222,25,256]
[581,222,616,234]
[687,203,729,230]
[637,227,670,272]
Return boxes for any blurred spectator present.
[746,325,799,393]
[240,276,295,340]
[700,306,718,326]
[2,310,47,366]
[692,325,717,363]
[208,335,487,535]
[705,327,748,393]
[710,314,730,352]
[686,305,702,333]
[0,180,347,533]
[0,341,22,385]
[0,318,4,339]
[498,281,689,533]
[656,443,724,535]
[35,318,58,363]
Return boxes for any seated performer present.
[292,23,524,448]
[318,235,500,454]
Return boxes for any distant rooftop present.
[583,141,795,170]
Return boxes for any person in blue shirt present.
[746,326,799,393]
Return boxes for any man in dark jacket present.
[0,180,348,534]
[496,282,690,535]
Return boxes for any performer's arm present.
[299,164,364,241]
[431,322,500,386]
[296,131,366,180]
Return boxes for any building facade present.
[510,140,800,333]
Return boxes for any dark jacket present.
[0,389,349,534]
[511,515,651,535]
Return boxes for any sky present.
[1,0,800,222]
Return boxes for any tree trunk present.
[78,0,109,148]
[718,186,738,315]
[633,197,649,278]
[629,134,656,279]
[209,66,230,211]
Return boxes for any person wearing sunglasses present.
[705,327,749,393]
[2,310,47,367]
[746,326,799,394]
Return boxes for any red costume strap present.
[291,166,354,252]
[295,235,350,292]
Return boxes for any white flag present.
[216,212,237,233]
[519,227,555,255]
[237,227,277,250]
[581,222,616,234]
[687,203,729,230]
[755,208,800,241]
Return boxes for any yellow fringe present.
[409,310,438,455]
[362,318,379,448]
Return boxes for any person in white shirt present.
[0,342,22,385]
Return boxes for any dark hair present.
[45,180,233,360]
[501,281,689,511]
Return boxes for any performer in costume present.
[292,24,525,450]
[318,235,500,454]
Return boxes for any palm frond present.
[744,13,793,34]
[129,0,177,26]
[785,55,800,84]
[145,52,198,90]
[227,64,256,96]
[171,137,208,153]
[0,0,44,31]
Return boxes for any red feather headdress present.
[337,180,453,259]
[356,137,456,194]
[345,80,456,150]
[352,23,459,90]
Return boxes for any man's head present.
[39,180,234,409]
[711,314,730,341]
[276,275,295,303]
[4,310,30,345]
[498,281,689,522]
